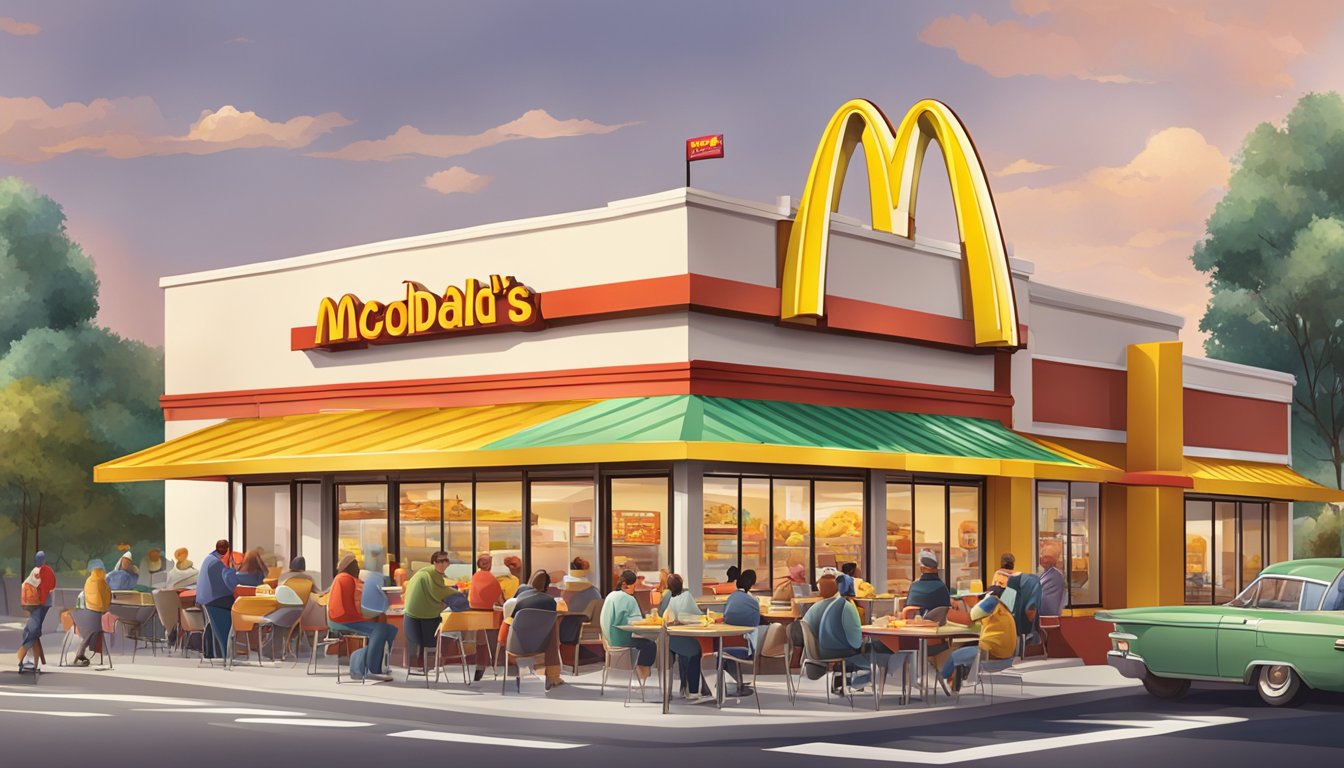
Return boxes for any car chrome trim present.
[1108,632,1137,641]
[1334,639,1344,651]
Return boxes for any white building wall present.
[162,419,229,571]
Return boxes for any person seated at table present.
[940,588,1016,692]
[467,553,503,681]
[163,548,198,591]
[235,549,268,589]
[600,569,657,689]
[721,568,762,697]
[327,553,397,682]
[836,562,858,598]
[197,540,240,659]
[710,566,741,595]
[498,570,566,691]
[403,551,459,668]
[105,551,139,591]
[802,574,882,692]
[1038,549,1066,617]
[137,548,168,590]
[276,556,316,588]
[773,561,808,602]
[905,550,952,616]
[992,553,1018,589]
[660,573,711,702]
[498,555,524,600]
[71,559,112,667]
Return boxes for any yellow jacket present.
[84,569,111,612]
[977,602,1017,659]
[497,573,520,601]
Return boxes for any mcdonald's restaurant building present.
[98,101,1344,656]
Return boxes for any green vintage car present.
[1096,558,1344,706]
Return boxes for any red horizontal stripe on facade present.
[1032,359,1127,431]
[1184,388,1288,455]
[160,360,1013,423]
[289,274,1014,353]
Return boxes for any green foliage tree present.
[0,178,164,578]
[1194,92,1344,494]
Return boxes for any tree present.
[0,178,164,578]
[1193,92,1344,489]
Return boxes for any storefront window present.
[1269,502,1290,563]
[530,480,596,585]
[1214,501,1237,603]
[1241,502,1265,586]
[914,484,946,575]
[244,484,290,569]
[475,479,523,581]
[444,482,473,581]
[703,477,741,590]
[741,478,769,582]
[949,486,981,593]
[337,483,389,578]
[1184,500,1213,604]
[885,485,914,595]
[1035,481,1100,608]
[771,479,811,589]
[398,482,442,574]
[609,476,669,589]
[815,481,864,580]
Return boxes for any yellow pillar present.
[1124,341,1186,607]
[986,476,1034,572]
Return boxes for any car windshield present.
[1226,581,1259,608]
[1323,574,1344,611]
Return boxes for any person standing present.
[327,554,397,682]
[196,540,240,659]
[403,551,459,668]
[16,550,56,671]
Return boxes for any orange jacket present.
[328,572,365,624]
[468,569,502,610]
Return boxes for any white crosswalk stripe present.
[389,729,585,749]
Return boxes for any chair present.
[152,590,183,656]
[500,608,555,694]
[282,576,315,605]
[712,623,781,714]
[62,608,114,669]
[600,629,657,706]
[258,586,305,662]
[798,620,857,708]
[1038,614,1061,659]
[433,613,475,687]
[110,604,158,661]
[561,601,604,676]
[179,607,207,661]
[953,648,1019,703]
[299,600,348,679]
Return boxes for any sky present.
[2,0,1344,349]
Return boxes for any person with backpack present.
[17,550,56,671]
[327,554,397,682]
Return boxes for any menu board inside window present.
[613,509,661,544]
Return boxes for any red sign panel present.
[686,134,724,161]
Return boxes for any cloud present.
[313,108,637,161]
[423,166,492,195]
[920,1,1343,91]
[994,126,1232,345]
[996,158,1057,176]
[0,17,40,36]
[0,97,352,162]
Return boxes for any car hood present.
[1095,605,1232,625]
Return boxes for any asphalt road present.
[0,669,1339,767]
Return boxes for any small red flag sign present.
[686,134,724,161]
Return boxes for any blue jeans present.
[940,644,980,680]
[670,636,703,694]
[622,637,657,668]
[203,603,234,658]
[21,604,50,650]
[330,620,397,676]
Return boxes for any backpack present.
[1006,573,1042,640]
[21,580,41,607]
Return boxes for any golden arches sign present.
[780,98,1019,347]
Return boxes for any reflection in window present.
[1242,503,1264,587]
[885,485,914,596]
[610,476,669,588]
[530,480,596,587]
[475,480,523,581]
[815,481,864,581]
[337,484,389,579]
[741,479,769,582]
[914,484,946,575]
[1035,481,1099,608]
[771,479,811,589]
[1254,577,1302,610]
[398,483,442,575]
[949,486,981,593]
[1215,502,1237,603]
[1184,500,1213,604]
[442,483,474,582]
[702,477,741,590]
[244,484,290,570]
[1269,502,1290,564]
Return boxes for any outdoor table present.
[619,623,756,713]
[861,623,979,707]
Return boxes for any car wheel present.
[1256,665,1306,707]
[1141,672,1191,700]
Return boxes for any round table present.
[620,623,757,713]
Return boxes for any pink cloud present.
[0,17,40,36]
[423,166,492,195]
[920,1,1342,91]
[313,108,637,161]
[0,97,351,163]
[996,158,1057,176]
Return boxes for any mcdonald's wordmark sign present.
[686,134,725,161]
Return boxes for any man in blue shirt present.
[722,569,763,697]
[906,549,952,615]
[802,574,876,691]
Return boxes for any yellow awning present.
[1185,456,1344,503]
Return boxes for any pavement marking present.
[766,715,1246,765]
[136,707,309,716]
[234,717,372,728]
[0,691,207,706]
[0,709,110,717]
[388,730,586,749]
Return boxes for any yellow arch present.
[780,98,1019,347]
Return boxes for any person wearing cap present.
[16,550,56,671]
[71,559,112,667]
[499,555,524,600]
[600,569,656,687]
[197,540,240,659]
[106,551,139,591]
[163,548,198,591]
[940,588,1016,692]
[906,549,952,615]
[403,551,459,668]
[328,553,397,682]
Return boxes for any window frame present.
[1033,480,1103,609]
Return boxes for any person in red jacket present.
[326,553,397,682]
[17,550,56,671]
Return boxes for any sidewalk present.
[1,616,1139,728]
